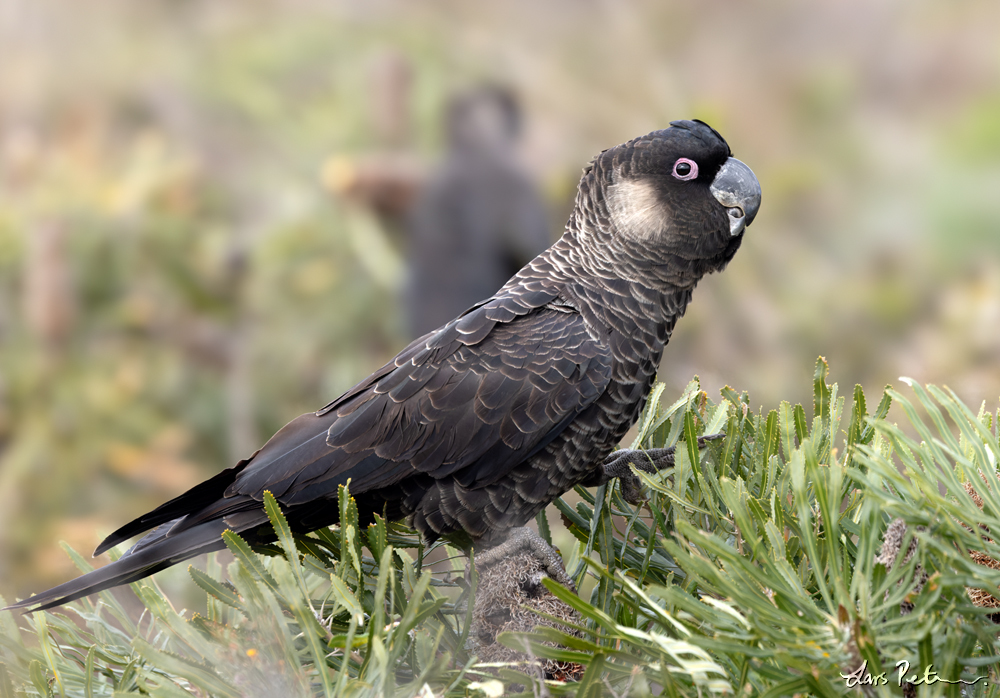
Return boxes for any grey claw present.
[601,433,725,499]
[618,472,646,505]
[473,527,576,592]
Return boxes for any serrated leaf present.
[747,496,769,534]
[338,483,362,582]
[188,566,243,612]
[270,560,335,698]
[132,639,239,698]
[779,401,798,460]
[262,491,297,568]
[495,633,597,666]
[539,578,617,633]
[574,652,606,698]
[28,660,49,698]
[846,384,867,454]
[33,614,64,698]
[813,356,832,424]
[792,402,808,443]
[222,530,280,595]
[0,663,16,698]
[760,410,780,480]
[84,645,96,698]
[634,382,667,447]
[329,574,365,623]
[367,514,388,560]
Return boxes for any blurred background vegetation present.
[1,0,999,602]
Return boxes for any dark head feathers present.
[668,119,730,153]
[581,120,731,178]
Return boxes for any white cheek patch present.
[605,177,671,242]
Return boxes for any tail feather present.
[3,520,231,613]
[94,460,250,556]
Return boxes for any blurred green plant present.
[0,483,481,698]
[6,359,1000,696]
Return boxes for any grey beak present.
[710,157,761,236]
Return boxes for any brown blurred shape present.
[324,50,422,221]
[371,50,413,147]
[24,220,75,350]
[323,152,424,221]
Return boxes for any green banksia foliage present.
[4,359,1000,696]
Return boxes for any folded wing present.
[6,292,611,612]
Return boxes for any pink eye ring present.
[672,158,698,181]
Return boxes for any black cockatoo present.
[6,119,760,612]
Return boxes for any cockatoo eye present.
[672,158,698,181]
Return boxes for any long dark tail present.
[2,519,232,613]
